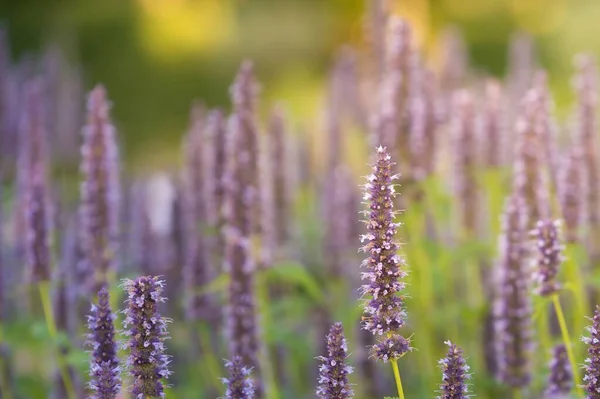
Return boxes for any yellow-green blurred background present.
[1,0,598,165]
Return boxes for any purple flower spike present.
[360,146,411,362]
[582,306,600,398]
[87,287,120,399]
[316,322,354,399]
[437,341,471,399]
[79,85,120,290]
[545,344,572,398]
[494,194,533,388]
[372,335,412,364]
[20,79,51,283]
[531,220,564,297]
[122,276,171,398]
[221,356,255,399]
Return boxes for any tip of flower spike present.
[230,60,259,109]
[87,84,111,120]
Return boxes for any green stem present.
[513,388,522,399]
[552,294,584,398]
[196,323,222,391]
[38,282,77,399]
[391,360,405,399]
[0,334,13,399]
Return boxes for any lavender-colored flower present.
[559,145,585,244]
[365,0,389,80]
[267,105,289,251]
[437,341,471,399]
[452,90,478,235]
[545,344,572,398]
[410,60,438,182]
[316,322,354,399]
[360,146,410,362]
[574,55,599,236]
[221,356,255,399]
[512,88,551,229]
[223,61,263,395]
[481,80,504,168]
[79,85,120,290]
[87,287,120,399]
[494,194,533,388]
[583,306,600,398]
[531,220,564,297]
[181,103,217,322]
[371,335,412,363]
[325,166,361,277]
[371,17,413,159]
[20,79,52,283]
[122,276,171,398]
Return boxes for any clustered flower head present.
[316,322,354,399]
[574,54,599,230]
[20,78,52,283]
[437,340,471,399]
[223,61,263,394]
[452,90,477,234]
[582,305,600,398]
[87,287,120,399]
[79,84,120,290]
[122,276,171,398]
[559,145,586,244]
[494,193,533,388]
[531,219,564,297]
[360,145,411,362]
[545,344,572,398]
[221,356,255,399]
[512,87,551,229]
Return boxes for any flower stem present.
[38,282,77,399]
[513,388,522,399]
[552,294,584,398]
[391,359,405,399]
[0,346,13,399]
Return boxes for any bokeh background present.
[2,0,597,168]
[1,1,599,398]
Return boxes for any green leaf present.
[264,261,324,303]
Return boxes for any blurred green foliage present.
[3,0,600,167]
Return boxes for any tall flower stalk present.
[494,194,533,394]
[316,322,354,399]
[79,85,120,292]
[583,306,600,398]
[531,219,583,397]
[224,61,263,396]
[87,287,120,399]
[512,88,551,230]
[437,341,471,399]
[545,344,572,398]
[20,78,76,399]
[122,276,172,398]
[360,145,411,399]
[221,356,255,399]
[574,55,599,257]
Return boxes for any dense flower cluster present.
[122,276,172,398]
[559,146,585,243]
[360,146,410,362]
[79,85,120,290]
[545,344,572,398]
[583,306,600,398]
[531,219,564,296]
[437,341,471,399]
[316,322,354,399]
[221,356,255,399]
[87,287,120,399]
[494,194,533,388]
